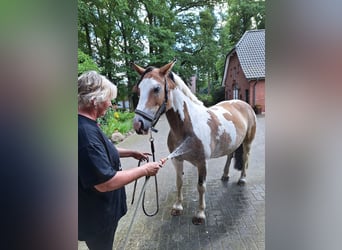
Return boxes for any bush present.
[197,94,213,107]
[98,109,135,137]
[253,104,262,114]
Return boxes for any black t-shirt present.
[78,115,127,240]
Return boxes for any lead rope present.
[142,133,159,216]
[122,131,160,250]
[122,175,151,250]
[130,132,159,216]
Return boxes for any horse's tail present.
[234,144,244,171]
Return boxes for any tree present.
[78,0,265,109]
[78,49,100,75]
[216,0,265,85]
[227,0,265,45]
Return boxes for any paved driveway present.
[78,114,265,250]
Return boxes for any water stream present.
[166,137,192,159]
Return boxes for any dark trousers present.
[85,224,117,250]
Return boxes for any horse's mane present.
[171,72,203,106]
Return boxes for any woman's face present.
[96,98,112,118]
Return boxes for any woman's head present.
[78,71,117,109]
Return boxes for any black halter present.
[134,71,169,132]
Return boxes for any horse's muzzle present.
[133,118,148,135]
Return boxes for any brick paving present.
[78,114,265,250]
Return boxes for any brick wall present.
[255,80,265,112]
[224,52,250,103]
[224,52,265,113]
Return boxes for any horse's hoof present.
[237,178,246,185]
[171,208,182,216]
[221,176,229,182]
[192,217,205,225]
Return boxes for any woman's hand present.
[142,162,161,176]
[131,151,151,161]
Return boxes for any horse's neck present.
[166,88,206,132]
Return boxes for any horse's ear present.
[131,62,145,76]
[160,58,177,75]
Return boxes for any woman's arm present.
[94,161,161,192]
[117,147,151,160]
[116,148,134,157]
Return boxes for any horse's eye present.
[153,86,161,94]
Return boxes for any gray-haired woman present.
[78,71,162,250]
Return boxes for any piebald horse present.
[132,60,256,225]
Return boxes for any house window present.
[245,89,249,103]
[233,84,239,99]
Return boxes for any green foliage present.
[227,0,265,45]
[98,109,135,138]
[197,81,225,106]
[78,49,100,75]
[216,0,265,83]
[197,94,213,107]
[210,81,225,103]
[78,0,265,108]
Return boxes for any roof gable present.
[235,29,265,79]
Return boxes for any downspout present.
[249,78,259,106]
[253,78,259,106]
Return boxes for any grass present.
[98,109,135,138]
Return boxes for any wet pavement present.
[78,114,265,250]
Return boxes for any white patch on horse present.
[213,106,237,145]
[136,78,159,113]
[170,86,212,158]
[207,106,237,158]
[172,88,186,121]
[190,105,212,158]
[172,74,203,105]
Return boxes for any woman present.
[78,71,161,250]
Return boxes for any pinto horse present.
[132,60,256,225]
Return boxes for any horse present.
[132,60,257,225]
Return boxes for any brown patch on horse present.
[132,59,176,110]
[167,102,205,165]
[207,110,234,157]
[218,100,257,153]
[218,102,248,143]
[137,68,177,110]
[247,120,257,143]
[207,110,221,151]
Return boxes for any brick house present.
[221,29,265,113]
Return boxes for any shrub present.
[253,104,262,114]
[98,109,135,137]
[197,94,213,106]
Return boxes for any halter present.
[134,75,169,133]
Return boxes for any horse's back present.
[213,100,255,122]
[214,99,252,113]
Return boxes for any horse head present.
[132,59,176,134]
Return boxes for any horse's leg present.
[238,112,256,185]
[171,158,184,216]
[221,153,233,181]
[192,162,207,225]
[237,142,252,185]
